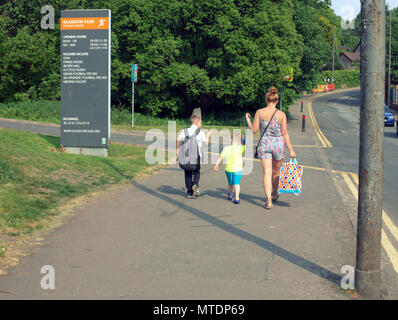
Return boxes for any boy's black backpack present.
[178,128,200,171]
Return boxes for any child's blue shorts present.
[225,171,242,185]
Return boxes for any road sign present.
[131,64,138,127]
[60,9,111,151]
[132,64,138,83]
[285,68,294,82]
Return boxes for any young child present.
[176,114,211,198]
[214,132,245,204]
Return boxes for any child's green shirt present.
[220,145,245,173]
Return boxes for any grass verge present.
[0,128,160,236]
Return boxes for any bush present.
[0,100,60,123]
[314,70,360,89]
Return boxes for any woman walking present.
[246,87,296,209]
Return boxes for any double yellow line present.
[307,100,333,148]
[341,172,398,274]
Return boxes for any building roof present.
[339,45,349,51]
[340,51,360,63]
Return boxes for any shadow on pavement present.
[162,167,182,172]
[132,180,341,285]
[157,185,291,208]
[323,97,360,107]
[204,188,291,208]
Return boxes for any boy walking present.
[214,132,245,204]
[177,115,210,198]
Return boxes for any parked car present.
[384,105,395,127]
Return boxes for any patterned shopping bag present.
[278,158,303,194]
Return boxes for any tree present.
[292,0,341,90]
[2,0,349,117]
[387,7,398,85]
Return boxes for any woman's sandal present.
[228,193,233,201]
[265,201,273,210]
[272,193,279,202]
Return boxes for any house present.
[339,45,350,52]
[339,43,360,69]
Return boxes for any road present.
[310,88,398,298]
[311,89,398,230]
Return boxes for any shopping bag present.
[278,158,303,194]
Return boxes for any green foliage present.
[0,128,153,234]
[0,0,344,117]
[293,0,340,91]
[108,0,304,116]
[0,157,14,185]
[0,100,247,128]
[0,101,60,123]
[314,70,360,89]
[337,12,361,52]
[338,5,398,85]
[111,107,188,127]
[0,0,70,102]
[387,8,398,84]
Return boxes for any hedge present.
[314,69,360,89]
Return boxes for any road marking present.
[383,211,398,241]
[350,173,358,184]
[341,173,358,198]
[348,173,398,242]
[307,100,333,148]
[341,172,398,275]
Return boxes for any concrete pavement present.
[0,161,357,299]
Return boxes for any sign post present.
[131,64,138,128]
[60,9,111,157]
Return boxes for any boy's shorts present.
[225,171,242,185]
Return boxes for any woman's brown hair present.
[266,86,279,104]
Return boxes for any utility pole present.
[131,64,138,128]
[388,9,392,107]
[355,0,385,299]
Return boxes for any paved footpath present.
[0,98,362,299]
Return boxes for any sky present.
[332,0,398,20]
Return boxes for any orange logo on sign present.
[61,17,109,30]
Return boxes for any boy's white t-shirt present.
[177,125,207,158]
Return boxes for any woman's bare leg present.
[261,158,273,206]
[272,158,283,199]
